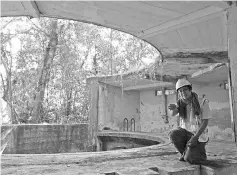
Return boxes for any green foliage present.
[0,17,159,124]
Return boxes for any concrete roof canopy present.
[1,1,229,55]
[1,1,230,88]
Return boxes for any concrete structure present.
[97,131,165,151]
[2,0,237,144]
[2,132,237,175]
[1,1,237,174]
[0,1,230,57]
[191,64,232,141]
[87,62,233,142]
[1,124,91,154]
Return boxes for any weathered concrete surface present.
[88,81,100,151]
[140,90,177,133]
[1,1,230,56]
[228,5,237,143]
[98,83,140,132]
[1,124,91,154]
[97,131,167,143]
[99,136,160,151]
[193,84,233,141]
[164,52,228,63]
[96,79,232,142]
[1,132,237,175]
[97,131,166,151]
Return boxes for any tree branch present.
[1,17,18,30]
[27,18,50,37]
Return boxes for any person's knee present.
[184,146,207,164]
[184,155,194,164]
[183,148,194,164]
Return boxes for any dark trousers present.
[169,127,207,164]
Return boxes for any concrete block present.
[156,165,200,175]
[201,163,237,175]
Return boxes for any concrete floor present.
[1,132,237,175]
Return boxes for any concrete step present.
[200,160,237,175]
[101,165,200,175]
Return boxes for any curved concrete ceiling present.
[1,1,230,57]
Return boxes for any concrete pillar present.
[161,88,168,124]
[0,89,3,125]
[88,79,99,151]
[227,5,237,143]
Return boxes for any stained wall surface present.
[139,90,177,133]
[98,83,140,132]
[192,83,232,141]
[96,81,232,141]
[2,124,91,154]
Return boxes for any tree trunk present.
[93,46,98,75]
[1,48,17,124]
[110,29,115,75]
[31,20,58,123]
[66,88,72,116]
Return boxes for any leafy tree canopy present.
[0,17,159,124]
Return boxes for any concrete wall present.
[95,80,233,141]
[138,83,232,141]
[2,124,91,154]
[192,83,232,141]
[140,90,177,133]
[98,83,140,131]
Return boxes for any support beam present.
[165,57,213,64]
[228,63,236,143]
[161,87,168,124]
[227,5,237,144]
[21,1,40,18]
[163,51,228,63]
[124,82,173,91]
[191,63,226,79]
[138,6,225,39]
[152,74,187,84]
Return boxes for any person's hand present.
[187,136,198,147]
[168,104,177,111]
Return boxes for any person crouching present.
[168,79,211,164]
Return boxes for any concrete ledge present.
[97,131,168,151]
[1,131,237,175]
[200,159,237,175]
[97,131,168,144]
